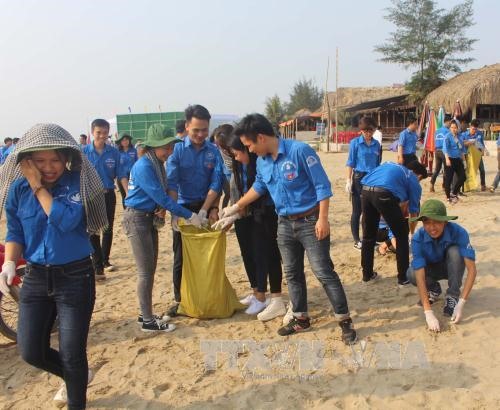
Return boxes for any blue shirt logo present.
[282,161,298,181]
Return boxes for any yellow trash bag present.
[464,145,482,192]
[177,224,245,319]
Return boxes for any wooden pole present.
[335,47,339,152]
[324,57,330,152]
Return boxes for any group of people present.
[0,106,484,409]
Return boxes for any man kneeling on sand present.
[406,199,477,332]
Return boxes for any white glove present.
[211,214,239,231]
[345,179,352,194]
[0,261,16,296]
[171,215,180,232]
[220,204,240,218]
[424,310,440,332]
[186,212,202,228]
[198,209,208,225]
[451,298,466,324]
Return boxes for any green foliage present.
[374,0,476,102]
[264,94,286,127]
[286,78,323,115]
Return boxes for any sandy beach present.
[1,151,499,409]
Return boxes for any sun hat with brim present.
[142,124,177,148]
[116,132,132,144]
[15,145,76,164]
[409,199,458,222]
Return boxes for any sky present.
[0,0,497,138]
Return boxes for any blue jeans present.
[406,245,464,298]
[277,215,350,319]
[17,258,95,410]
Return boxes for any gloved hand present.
[424,310,440,332]
[211,214,239,231]
[345,179,352,194]
[451,298,466,323]
[0,261,16,296]
[171,215,180,232]
[220,204,240,218]
[198,209,208,226]
[186,212,203,228]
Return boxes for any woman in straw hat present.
[0,123,108,408]
[123,124,202,333]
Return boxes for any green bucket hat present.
[409,199,458,222]
[116,132,132,144]
[143,124,177,148]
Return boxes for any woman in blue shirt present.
[123,124,202,333]
[442,121,466,204]
[0,124,108,409]
[116,132,137,208]
[213,133,285,321]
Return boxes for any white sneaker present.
[282,302,294,326]
[257,297,286,321]
[53,369,94,408]
[245,298,267,315]
[239,294,255,305]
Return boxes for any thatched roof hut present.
[425,63,500,118]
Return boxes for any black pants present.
[444,157,466,198]
[172,201,203,302]
[479,158,486,186]
[350,172,366,243]
[235,207,283,293]
[402,153,418,167]
[90,190,116,271]
[361,188,409,282]
[430,150,445,185]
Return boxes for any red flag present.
[424,109,436,152]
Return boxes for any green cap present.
[142,124,176,148]
[116,132,132,143]
[409,199,458,222]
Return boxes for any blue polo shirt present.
[119,151,133,176]
[462,130,485,151]
[442,133,465,158]
[252,138,332,216]
[411,222,475,270]
[361,162,422,213]
[125,156,192,218]
[166,138,223,204]
[1,144,15,164]
[124,147,138,164]
[82,143,128,189]
[346,136,381,173]
[398,128,418,154]
[434,126,450,150]
[5,171,93,265]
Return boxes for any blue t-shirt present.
[252,138,332,216]
[361,162,422,213]
[125,156,192,218]
[462,130,485,151]
[166,138,223,204]
[398,128,418,155]
[442,133,465,158]
[82,143,128,189]
[411,222,475,270]
[5,171,93,265]
[434,126,450,150]
[346,136,381,173]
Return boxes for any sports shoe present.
[137,313,170,324]
[239,294,255,306]
[257,297,286,321]
[353,241,362,250]
[397,279,411,288]
[339,318,357,345]
[166,303,179,317]
[53,369,94,408]
[458,191,467,197]
[245,298,267,315]
[95,268,106,281]
[490,187,495,193]
[142,318,176,333]
[417,283,442,306]
[282,303,294,326]
[362,272,379,284]
[481,185,487,192]
[443,296,458,317]
[103,262,116,272]
[278,316,311,336]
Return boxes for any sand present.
[1,151,499,409]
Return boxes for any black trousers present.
[172,201,203,302]
[90,190,116,271]
[350,172,366,243]
[430,150,445,185]
[361,188,409,282]
[444,157,466,198]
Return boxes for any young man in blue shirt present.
[166,105,224,315]
[463,118,487,191]
[397,117,419,167]
[489,135,500,192]
[345,116,381,249]
[360,161,428,285]
[219,113,357,344]
[406,199,477,332]
[430,114,452,192]
[0,137,13,164]
[83,119,129,279]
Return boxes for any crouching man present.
[407,199,477,332]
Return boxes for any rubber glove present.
[424,310,440,332]
[451,298,466,324]
[211,214,239,231]
[171,215,180,232]
[345,179,352,194]
[186,212,202,228]
[198,209,208,226]
[220,204,240,218]
[0,261,16,296]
